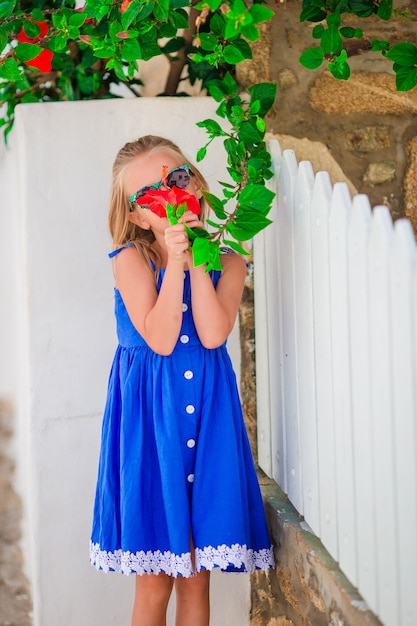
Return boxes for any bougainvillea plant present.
[1,0,416,145]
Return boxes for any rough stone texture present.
[363,161,397,185]
[266,132,358,197]
[345,126,391,153]
[309,71,417,116]
[0,402,32,626]
[258,0,417,229]
[404,136,417,232]
[251,477,384,626]
[236,20,272,87]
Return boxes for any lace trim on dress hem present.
[89,541,274,577]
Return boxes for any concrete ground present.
[0,402,32,626]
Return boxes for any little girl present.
[90,135,274,626]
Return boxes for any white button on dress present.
[187,474,195,483]
[187,439,196,448]
[184,370,193,380]
[180,335,189,344]
[186,405,195,414]
[182,303,188,312]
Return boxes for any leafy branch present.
[189,76,277,271]
[299,0,417,90]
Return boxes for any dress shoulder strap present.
[108,242,135,258]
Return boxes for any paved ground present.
[0,402,32,626]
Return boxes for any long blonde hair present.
[108,135,208,274]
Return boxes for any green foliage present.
[187,76,277,271]
[0,0,272,140]
[298,0,417,90]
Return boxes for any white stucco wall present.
[0,97,249,626]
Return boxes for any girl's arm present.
[188,252,246,349]
[114,229,189,356]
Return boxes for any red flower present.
[17,20,53,73]
[119,0,134,13]
[136,188,201,219]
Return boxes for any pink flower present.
[135,187,201,219]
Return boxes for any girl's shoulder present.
[108,242,135,259]
[218,247,247,276]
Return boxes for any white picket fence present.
[254,140,417,626]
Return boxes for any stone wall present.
[237,0,417,235]
[251,478,384,626]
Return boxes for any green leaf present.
[192,236,210,267]
[202,190,227,218]
[0,1,13,19]
[395,65,417,91]
[328,57,350,80]
[48,34,68,52]
[0,58,22,81]
[196,146,207,162]
[371,38,389,52]
[227,214,272,240]
[223,72,239,95]
[230,38,252,61]
[239,121,263,146]
[15,43,43,62]
[249,4,274,23]
[223,239,250,255]
[320,26,343,54]
[223,44,245,64]
[300,2,326,22]
[224,19,241,41]
[326,12,341,27]
[339,27,355,38]
[332,0,348,11]
[69,12,86,27]
[238,184,275,213]
[0,26,7,53]
[241,23,259,42]
[121,38,142,61]
[196,118,225,136]
[52,13,68,31]
[312,24,325,39]
[377,0,392,20]
[141,40,162,60]
[198,33,218,52]
[154,0,170,20]
[385,42,417,67]
[208,84,224,102]
[248,81,277,116]
[31,7,45,22]
[207,243,222,271]
[210,13,225,38]
[23,20,41,39]
[92,41,115,59]
[349,0,375,17]
[249,99,261,115]
[122,1,153,28]
[169,8,189,29]
[256,116,266,132]
[195,0,222,10]
[161,37,185,53]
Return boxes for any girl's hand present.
[165,210,205,264]
[164,222,190,263]
[179,210,204,231]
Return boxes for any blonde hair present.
[108,135,208,275]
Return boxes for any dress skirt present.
[90,267,274,577]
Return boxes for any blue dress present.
[90,247,274,577]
